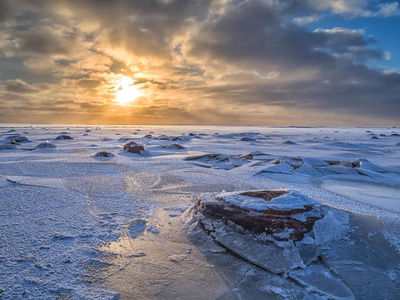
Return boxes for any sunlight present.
[115,76,142,106]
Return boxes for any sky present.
[0,0,400,126]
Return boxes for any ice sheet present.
[0,124,399,299]
[323,180,400,213]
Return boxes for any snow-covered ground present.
[0,125,399,299]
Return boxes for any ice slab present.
[219,269,309,300]
[261,161,294,174]
[313,211,347,246]
[320,213,400,299]
[219,190,320,212]
[289,262,354,299]
[295,235,321,266]
[213,228,305,274]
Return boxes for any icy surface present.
[220,190,319,212]
[289,262,355,299]
[313,210,348,245]
[0,124,399,299]
[323,180,400,213]
[212,226,305,274]
[320,213,400,299]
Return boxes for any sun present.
[115,76,142,106]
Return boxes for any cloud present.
[293,14,324,25]
[305,0,370,15]
[77,79,102,89]
[0,0,399,125]
[185,3,381,70]
[365,2,400,17]
[384,51,391,61]
[0,0,11,26]
[4,79,48,94]
[1,25,81,58]
[303,0,400,17]
[185,1,334,73]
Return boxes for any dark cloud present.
[0,0,11,25]
[55,59,77,67]
[5,79,42,93]
[77,79,102,89]
[3,26,78,57]
[186,65,400,121]
[181,0,399,122]
[185,1,381,71]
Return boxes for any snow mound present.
[5,134,30,143]
[93,151,114,158]
[123,141,147,155]
[55,135,73,140]
[162,143,185,150]
[36,141,57,149]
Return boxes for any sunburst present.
[115,76,142,105]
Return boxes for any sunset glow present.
[115,76,142,106]
[0,0,399,125]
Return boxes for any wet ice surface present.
[323,180,400,213]
[0,125,399,299]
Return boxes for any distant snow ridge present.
[161,143,185,150]
[184,153,255,170]
[259,156,400,181]
[185,152,399,183]
[214,132,260,140]
[143,133,199,141]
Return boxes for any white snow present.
[219,190,319,212]
[0,124,399,299]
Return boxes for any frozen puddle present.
[323,180,400,213]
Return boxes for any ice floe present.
[185,189,361,298]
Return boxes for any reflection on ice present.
[323,180,400,213]
[98,208,245,300]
